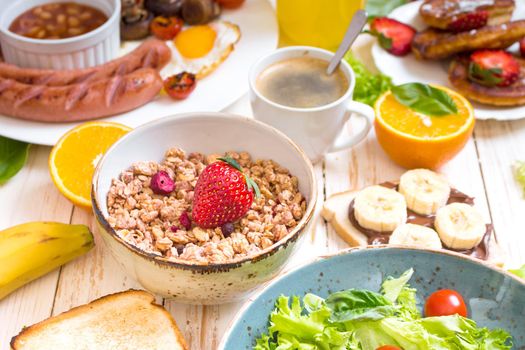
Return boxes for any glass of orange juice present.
[276,0,366,52]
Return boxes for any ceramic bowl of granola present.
[92,113,317,304]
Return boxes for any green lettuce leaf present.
[345,52,392,106]
[253,270,513,350]
[326,289,395,322]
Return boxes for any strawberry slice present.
[520,38,525,58]
[447,10,489,33]
[369,17,416,57]
[192,156,260,229]
[468,50,520,87]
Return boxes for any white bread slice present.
[322,190,505,267]
[11,290,188,350]
[322,190,368,247]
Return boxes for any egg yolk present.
[174,25,217,59]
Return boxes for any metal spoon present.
[326,9,368,75]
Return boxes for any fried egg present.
[163,21,241,79]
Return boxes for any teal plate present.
[219,246,525,349]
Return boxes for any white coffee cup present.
[249,46,375,163]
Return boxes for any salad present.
[254,269,512,350]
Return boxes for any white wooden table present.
[1,43,525,349]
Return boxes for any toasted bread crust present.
[419,0,515,30]
[412,20,525,60]
[10,290,188,350]
[449,56,525,106]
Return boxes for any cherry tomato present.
[376,346,402,350]
[163,72,197,100]
[215,0,245,9]
[424,289,467,317]
[150,16,183,40]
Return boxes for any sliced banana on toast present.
[435,202,486,250]
[399,169,450,215]
[353,185,407,232]
[389,223,443,249]
[322,169,504,266]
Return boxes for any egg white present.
[162,21,241,79]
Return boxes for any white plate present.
[372,0,525,121]
[0,0,277,145]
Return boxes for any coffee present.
[255,56,349,108]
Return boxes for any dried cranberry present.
[179,212,192,230]
[150,171,175,195]
[170,226,179,232]
[221,222,234,237]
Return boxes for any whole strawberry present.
[468,50,520,87]
[447,10,488,33]
[192,157,260,229]
[369,17,416,57]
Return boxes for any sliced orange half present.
[374,85,475,169]
[49,122,131,209]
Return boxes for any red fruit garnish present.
[164,72,197,100]
[447,10,488,33]
[520,38,525,58]
[179,212,192,230]
[150,171,175,195]
[192,157,260,229]
[468,50,520,87]
[370,17,416,56]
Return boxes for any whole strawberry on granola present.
[106,148,306,263]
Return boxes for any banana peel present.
[0,222,94,300]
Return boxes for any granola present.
[106,148,307,263]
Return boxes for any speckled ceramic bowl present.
[92,113,317,305]
[219,246,525,349]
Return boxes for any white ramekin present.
[0,0,121,69]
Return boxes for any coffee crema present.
[255,56,349,108]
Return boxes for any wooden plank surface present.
[2,65,525,350]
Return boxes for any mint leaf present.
[378,33,393,50]
[468,62,503,87]
[391,83,458,116]
[0,136,30,184]
[366,0,407,18]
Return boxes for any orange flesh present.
[377,93,471,139]
[51,123,130,206]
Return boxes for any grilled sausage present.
[0,39,171,86]
[0,68,163,122]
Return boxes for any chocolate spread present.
[348,182,492,261]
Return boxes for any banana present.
[434,203,486,250]
[353,185,407,232]
[398,169,451,216]
[389,223,443,249]
[0,222,94,300]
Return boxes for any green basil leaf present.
[391,83,458,116]
[326,289,395,323]
[0,136,30,184]
[366,0,407,18]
